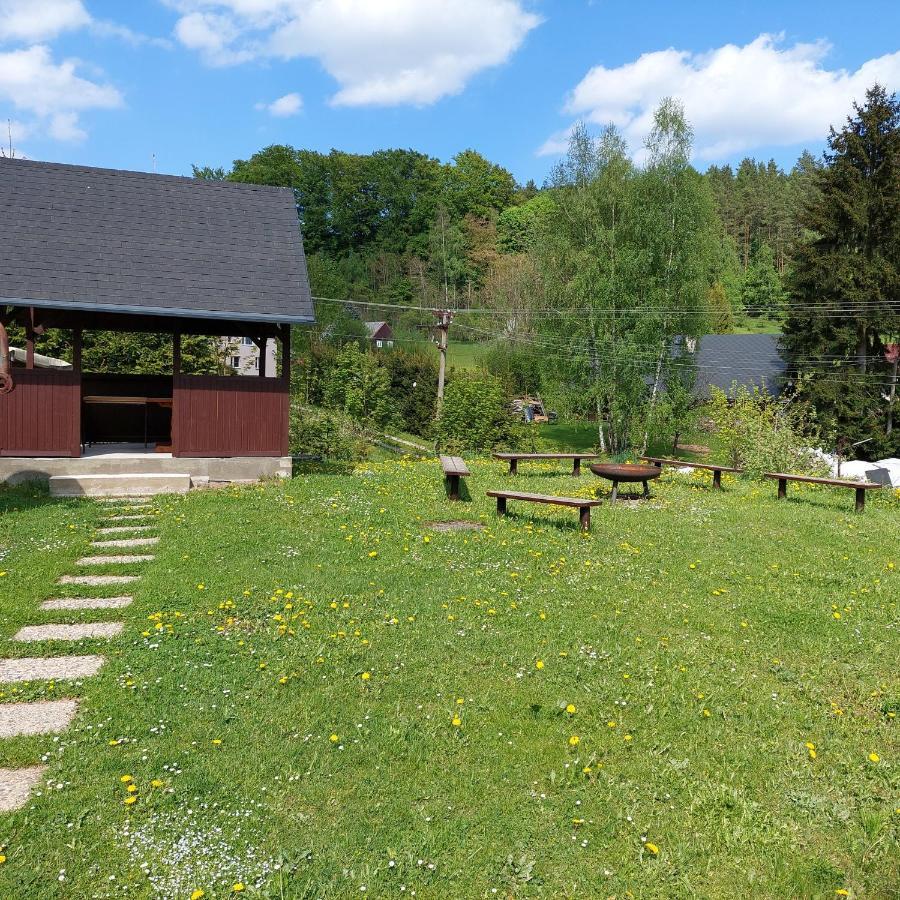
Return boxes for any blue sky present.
[1,1,899,184]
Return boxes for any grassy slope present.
[0,467,897,899]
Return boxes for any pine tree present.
[783,85,900,455]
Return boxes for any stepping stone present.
[103,515,154,522]
[0,699,79,737]
[13,623,124,642]
[95,525,155,535]
[41,596,133,611]
[58,575,139,586]
[90,537,159,548]
[0,766,46,812]
[75,555,154,565]
[0,655,105,683]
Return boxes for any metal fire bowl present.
[589,463,662,482]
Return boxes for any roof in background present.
[0,158,313,325]
[693,333,786,397]
[364,321,392,337]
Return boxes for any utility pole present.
[434,309,453,413]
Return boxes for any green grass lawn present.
[0,464,897,898]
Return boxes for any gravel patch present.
[0,699,79,737]
[58,574,139,586]
[0,766,46,812]
[90,537,159,548]
[41,596,133,611]
[0,655,106,683]
[13,623,124,642]
[75,555,155,565]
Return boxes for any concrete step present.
[50,473,191,497]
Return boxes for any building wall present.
[220,337,278,376]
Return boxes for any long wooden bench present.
[764,472,882,512]
[487,489,603,531]
[493,452,601,476]
[642,456,742,490]
[440,454,471,501]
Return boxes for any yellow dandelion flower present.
[368,551,378,558]
[451,716,462,727]
[232,885,245,893]
[120,774,133,783]
[568,735,580,747]
[535,660,544,670]
[644,842,659,856]
[126,784,137,793]
[868,752,880,763]
[329,733,339,743]
[190,891,205,900]
[0,854,6,864]
[211,738,222,745]
[361,672,371,681]
[151,779,164,788]
[565,704,576,714]
[123,796,137,806]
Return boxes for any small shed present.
[692,334,786,398]
[364,321,394,349]
[0,158,313,465]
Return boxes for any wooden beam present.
[25,307,35,369]
[72,328,83,372]
[254,337,267,377]
[281,324,291,383]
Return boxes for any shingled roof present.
[693,334,786,398]
[0,158,313,325]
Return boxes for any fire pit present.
[589,463,661,503]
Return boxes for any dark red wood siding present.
[172,375,288,457]
[0,371,81,457]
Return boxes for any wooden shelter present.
[0,158,313,461]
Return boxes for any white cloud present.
[0,0,89,43]
[168,0,540,105]
[256,91,302,116]
[0,44,123,142]
[542,34,900,160]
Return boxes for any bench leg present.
[447,474,460,501]
[642,480,650,498]
[579,506,590,531]
[610,480,618,504]
[573,458,581,476]
[496,496,507,516]
[777,478,787,500]
[713,470,722,490]
[855,487,865,513]
[509,459,517,476]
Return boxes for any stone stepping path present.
[0,766,46,812]
[103,514,154,522]
[41,596,133,611]
[90,537,159,549]
[95,525,155,535]
[0,655,106,683]
[0,699,79,737]
[58,574,139,586]
[75,554,155,566]
[13,623,124,643]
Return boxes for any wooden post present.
[173,331,181,376]
[573,457,581,476]
[777,478,787,500]
[642,480,650,498]
[434,309,452,413]
[257,338,267,377]
[448,474,460,501]
[72,328,83,372]
[610,480,619,504]
[509,458,518,476]
[25,307,35,369]
[281,325,291,384]
[496,495,507,516]
[579,506,591,532]
[712,469,722,490]
[855,487,865,513]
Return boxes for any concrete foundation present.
[0,449,293,490]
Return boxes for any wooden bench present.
[764,472,882,512]
[487,489,603,531]
[440,455,471,501]
[493,452,601,476]
[642,456,742,489]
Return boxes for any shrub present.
[322,344,394,427]
[289,404,369,461]
[381,350,438,436]
[434,373,522,452]
[707,384,829,479]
